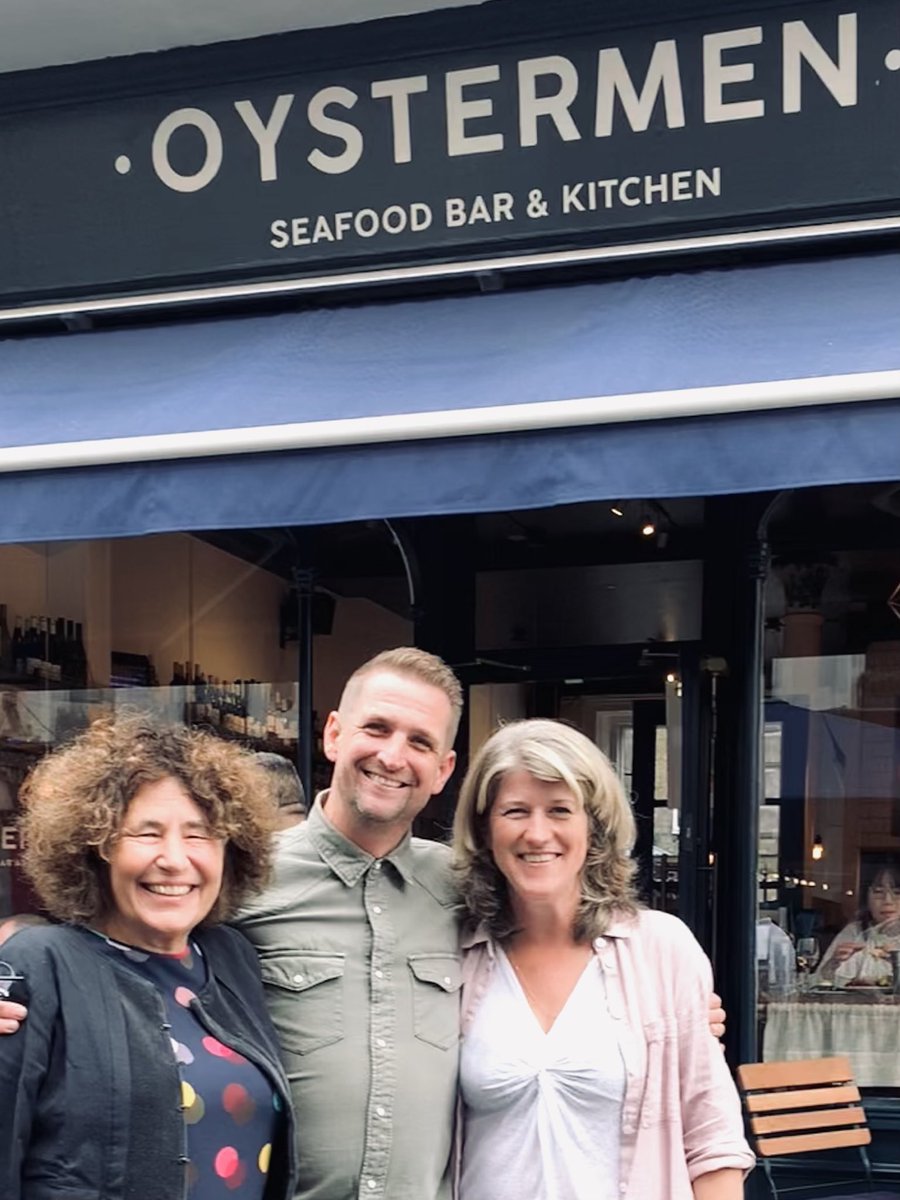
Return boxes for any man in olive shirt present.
[237,647,463,1200]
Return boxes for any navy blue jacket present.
[0,922,296,1200]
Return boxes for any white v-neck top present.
[458,947,625,1200]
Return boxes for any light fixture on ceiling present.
[610,502,625,518]
[637,499,678,545]
[811,834,825,861]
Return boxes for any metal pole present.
[293,566,314,809]
[731,536,767,1068]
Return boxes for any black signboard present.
[2,0,900,303]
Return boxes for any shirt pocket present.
[258,952,345,1055]
[408,953,461,1050]
[640,1016,681,1126]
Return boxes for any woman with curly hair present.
[0,713,295,1200]
[452,719,752,1200]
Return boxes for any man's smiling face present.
[322,669,457,853]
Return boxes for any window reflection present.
[759,641,900,1091]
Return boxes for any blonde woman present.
[453,719,752,1200]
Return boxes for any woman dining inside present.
[815,859,900,986]
[0,713,295,1200]
[452,718,753,1200]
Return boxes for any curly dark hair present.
[19,712,275,926]
[452,719,639,941]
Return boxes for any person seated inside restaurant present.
[815,860,900,986]
[756,915,796,998]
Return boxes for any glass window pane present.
[759,550,900,1094]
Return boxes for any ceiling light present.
[811,834,824,861]
[610,503,625,518]
[641,519,656,537]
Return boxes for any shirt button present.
[372,905,383,915]
[367,1181,378,1190]
[293,974,304,984]
[374,969,384,979]
[375,1106,387,1117]
[376,1038,386,1049]
[443,976,452,985]
[373,862,382,871]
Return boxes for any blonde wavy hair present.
[453,719,639,940]
[20,712,275,926]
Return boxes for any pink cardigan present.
[457,908,754,1199]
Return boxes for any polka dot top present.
[92,932,281,1199]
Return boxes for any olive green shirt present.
[234,796,461,1200]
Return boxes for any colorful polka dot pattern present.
[95,935,280,1199]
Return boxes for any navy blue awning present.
[2,248,900,542]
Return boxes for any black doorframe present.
[631,697,662,906]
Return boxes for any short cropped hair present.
[20,713,275,926]
[341,647,464,745]
[453,719,638,940]
[255,752,307,814]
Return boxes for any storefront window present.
[0,531,412,920]
[757,547,900,1092]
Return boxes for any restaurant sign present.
[2,0,900,303]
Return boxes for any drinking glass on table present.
[796,937,820,990]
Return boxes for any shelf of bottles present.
[0,632,301,753]
[167,663,298,745]
[0,606,88,688]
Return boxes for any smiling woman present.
[452,719,753,1200]
[99,777,227,954]
[0,714,297,1200]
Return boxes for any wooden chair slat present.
[755,1127,872,1157]
[739,1055,877,1196]
[738,1056,853,1090]
[744,1084,860,1112]
[751,1106,866,1135]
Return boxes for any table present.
[763,992,900,1087]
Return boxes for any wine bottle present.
[191,663,207,723]
[25,616,41,677]
[11,614,24,675]
[0,605,11,673]
[70,622,88,688]
[60,619,75,684]
[50,617,65,683]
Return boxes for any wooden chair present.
[737,1056,897,1200]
